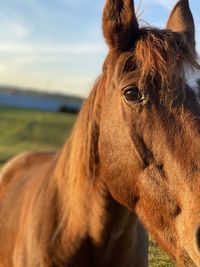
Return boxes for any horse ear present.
[166,0,195,48]
[102,0,139,51]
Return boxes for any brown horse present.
[0,0,200,266]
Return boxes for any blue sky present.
[0,0,199,97]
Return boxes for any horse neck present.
[53,78,134,259]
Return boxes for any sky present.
[0,0,199,97]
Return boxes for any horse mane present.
[123,28,200,107]
[42,76,108,262]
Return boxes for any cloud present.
[0,15,30,40]
[0,42,106,55]
[12,23,29,38]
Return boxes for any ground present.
[0,107,175,267]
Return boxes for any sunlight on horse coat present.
[0,0,200,266]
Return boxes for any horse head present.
[98,0,200,265]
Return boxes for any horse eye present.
[123,86,142,103]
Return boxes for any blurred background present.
[0,1,199,266]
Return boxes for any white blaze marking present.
[184,65,200,96]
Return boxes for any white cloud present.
[0,42,106,55]
[0,16,30,40]
[12,23,29,38]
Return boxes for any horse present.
[0,0,200,266]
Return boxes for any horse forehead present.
[185,65,200,97]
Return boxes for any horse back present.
[0,151,56,194]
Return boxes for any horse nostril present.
[195,226,200,251]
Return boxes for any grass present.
[149,239,175,267]
[0,107,175,266]
[0,107,76,166]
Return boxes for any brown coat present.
[0,0,200,266]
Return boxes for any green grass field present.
[0,107,76,167]
[0,107,175,266]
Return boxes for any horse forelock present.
[109,27,199,108]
